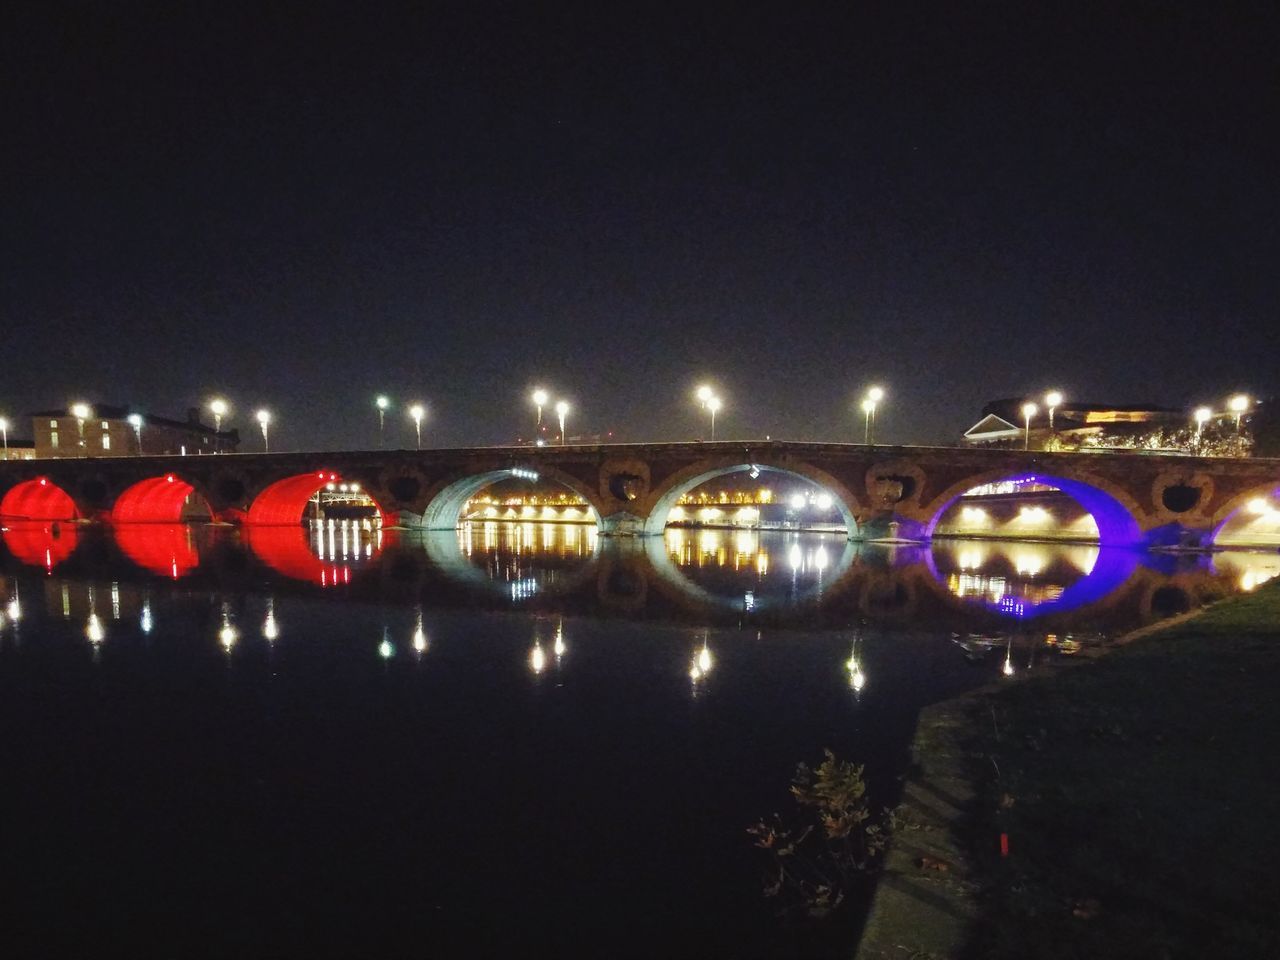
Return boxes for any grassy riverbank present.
[860,578,1280,959]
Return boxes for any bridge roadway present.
[1,441,1277,547]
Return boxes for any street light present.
[863,387,884,444]
[696,384,714,408]
[860,398,875,444]
[1193,406,1212,438]
[1021,402,1038,450]
[71,402,91,452]
[0,416,8,460]
[209,398,228,433]
[409,404,425,449]
[1229,394,1250,433]
[1045,391,1063,431]
[375,396,390,448]
[127,414,144,454]
[555,400,570,445]
[256,409,271,452]
[707,395,722,441]
[532,389,549,433]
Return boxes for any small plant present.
[748,749,892,917]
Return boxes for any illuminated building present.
[29,405,239,458]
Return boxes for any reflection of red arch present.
[111,475,210,523]
[2,521,80,571]
[244,524,374,586]
[247,471,382,525]
[113,523,201,578]
[1,478,78,520]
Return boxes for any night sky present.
[3,4,1277,451]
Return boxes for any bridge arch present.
[0,478,79,521]
[922,469,1143,547]
[247,471,386,526]
[640,461,861,537]
[110,474,214,523]
[421,465,604,530]
[1209,481,1280,547]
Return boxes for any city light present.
[1021,402,1038,450]
[789,492,807,510]
[1194,406,1212,436]
[209,398,228,434]
[862,386,884,443]
[1229,394,1250,433]
[71,402,91,450]
[0,415,8,460]
[1045,390,1063,431]
[376,396,390,448]
[555,400,569,445]
[707,395,722,440]
[696,384,714,407]
[409,404,425,449]
[262,603,280,641]
[256,409,272,451]
[127,413,144,454]
[532,388,549,431]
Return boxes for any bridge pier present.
[598,512,653,537]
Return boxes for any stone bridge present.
[1,441,1277,547]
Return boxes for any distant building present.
[29,406,239,458]
[963,399,1184,449]
[1,438,37,461]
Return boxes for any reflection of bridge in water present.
[3,520,1276,634]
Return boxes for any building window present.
[50,431,59,449]
[102,433,111,450]
[49,419,57,428]
[101,421,109,430]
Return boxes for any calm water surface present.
[1,520,1275,957]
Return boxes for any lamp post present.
[0,416,7,460]
[555,400,569,445]
[707,396,722,441]
[1229,394,1250,433]
[1193,406,1212,438]
[863,386,884,444]
[861,399,875,444]
[71,403,91,453]
[376,396,390,448]
[127,414,144,455]
[209,399,227,434]
[532,389,548,436]
[1045,391,1063,431]
[409,404,425,449]
[1021,402,1038,450]
[256,409,271,452]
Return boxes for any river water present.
[1,520,1275,957]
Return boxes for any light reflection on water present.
[1,520,1276,634]
[1,519,1278,954]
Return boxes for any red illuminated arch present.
[111,474,211,523]
[1,478,78,521]
[2,521,80,571]
[246,471,382,525]
[113,523,202,578]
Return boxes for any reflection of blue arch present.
[925,473,1141,547]
[644,465,859,537]
[642,534,859,612]
[925,544,1140,620]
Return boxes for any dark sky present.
[2,3,1277,450]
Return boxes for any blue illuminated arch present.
[924,472,1142,547]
